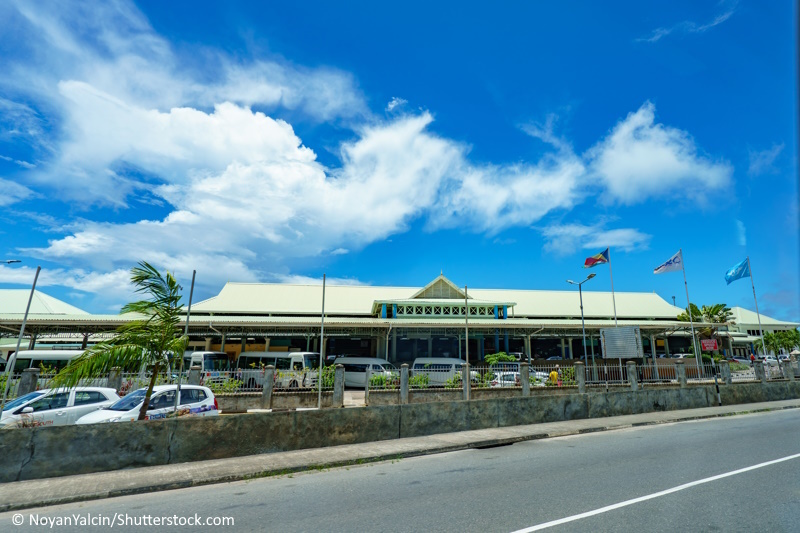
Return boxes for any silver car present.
[0,387,119,428]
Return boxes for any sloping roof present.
[730,307,799,328]
[410,274,467,300]
[191,281,684,320]
[0,290,89,315]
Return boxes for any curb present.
[2,403,798,512]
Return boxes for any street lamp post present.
[567,273,596,370]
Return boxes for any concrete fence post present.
[18,368,40,396]
[188,365,201,385]
[107,367,122,392]
[783,360,795,382]
[462,363,470,401]
[790,355,799,379]
[332,364,344,407]
[753,361,766,384]
[261,365,275,409]
[521,362,530,397]
[400,364,409,405]
[675,359,687,388]
[364,366,371,406]
[626,361,638,391]
[719,360,732,385]
[574,361,586,394]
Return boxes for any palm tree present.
[677,303,735,349]
[52,262,188,420]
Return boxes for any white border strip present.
[513,452,800,532]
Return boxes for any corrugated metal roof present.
[191,281,685,319]
[0,290,89,315]
[730,306,798,327]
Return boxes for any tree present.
[763,329,800,354]
[52,262,188,420]
[677,303,734,340]
[485,352,516,366]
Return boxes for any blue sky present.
[0,0,797,321]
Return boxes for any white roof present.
[192,281,683,320]
[0,290,89,315]
[730,307,798,328]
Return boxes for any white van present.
[332,357,397,387]
[8,350,85,373]
[411,358,468,386]
[235,351,321,389]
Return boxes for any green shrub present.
[409,374,429,389]
[370,372,399,389]
[207,378,243,395]
[444,374,462,388]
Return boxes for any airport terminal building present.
[1,274,797,363]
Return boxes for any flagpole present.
[746,257,768,356]
[608,248,618,326]
[679,249,701,370]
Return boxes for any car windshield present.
[4,391,44,410]
[304,354,321,370]
[106,389,147,411]
[204,353,230,371]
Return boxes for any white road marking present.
[512,452,800,532]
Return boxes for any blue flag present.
[725,258,750,285]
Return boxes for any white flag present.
[654,250,683,274]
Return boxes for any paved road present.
[3,409,798,532]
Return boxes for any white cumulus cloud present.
[585,102,732,205]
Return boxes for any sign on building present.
[700,339,718,351]
[600,326,644,359]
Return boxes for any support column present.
[18,368,40,396]
[521,362,530,397]
[28,334,37,350]
[494,330,499,354]
[504,330,509,353]
[392,329,397,363]
[627,361,638,391]
[332,365,345,407]
[240,335,246,355]
[261,366,274,409]
[560,338,567,359]
[220,333,226,352]
[524,336,531,360]
[675,359,687,388]
[107,367,122,392]
[81,333,89,350]
[204,337,212,351]
[427,336,433,358]
[664,336,670,357]
[313,337,319,352]
[478,335,484,360]
[462,363,470,401]
[574,361,586,394]
[754,361,766,384]
[650,334,659,380]
[400,364,409,404]
[188,365,201,385]
[719,360,732,385]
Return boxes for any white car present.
[76,385,218,424]
[490,372,520,388]
[0,387,119,428]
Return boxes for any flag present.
[584,248,609,268]
[653,250,683,274]
[724,258,750,285]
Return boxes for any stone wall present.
[1,381,798,483]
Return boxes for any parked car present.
[0,387,119,428]
[545,356,563,361]
[731,357,751,366]
[760,356,779,366]
[490,372,520,388]
[75,385,217,424]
